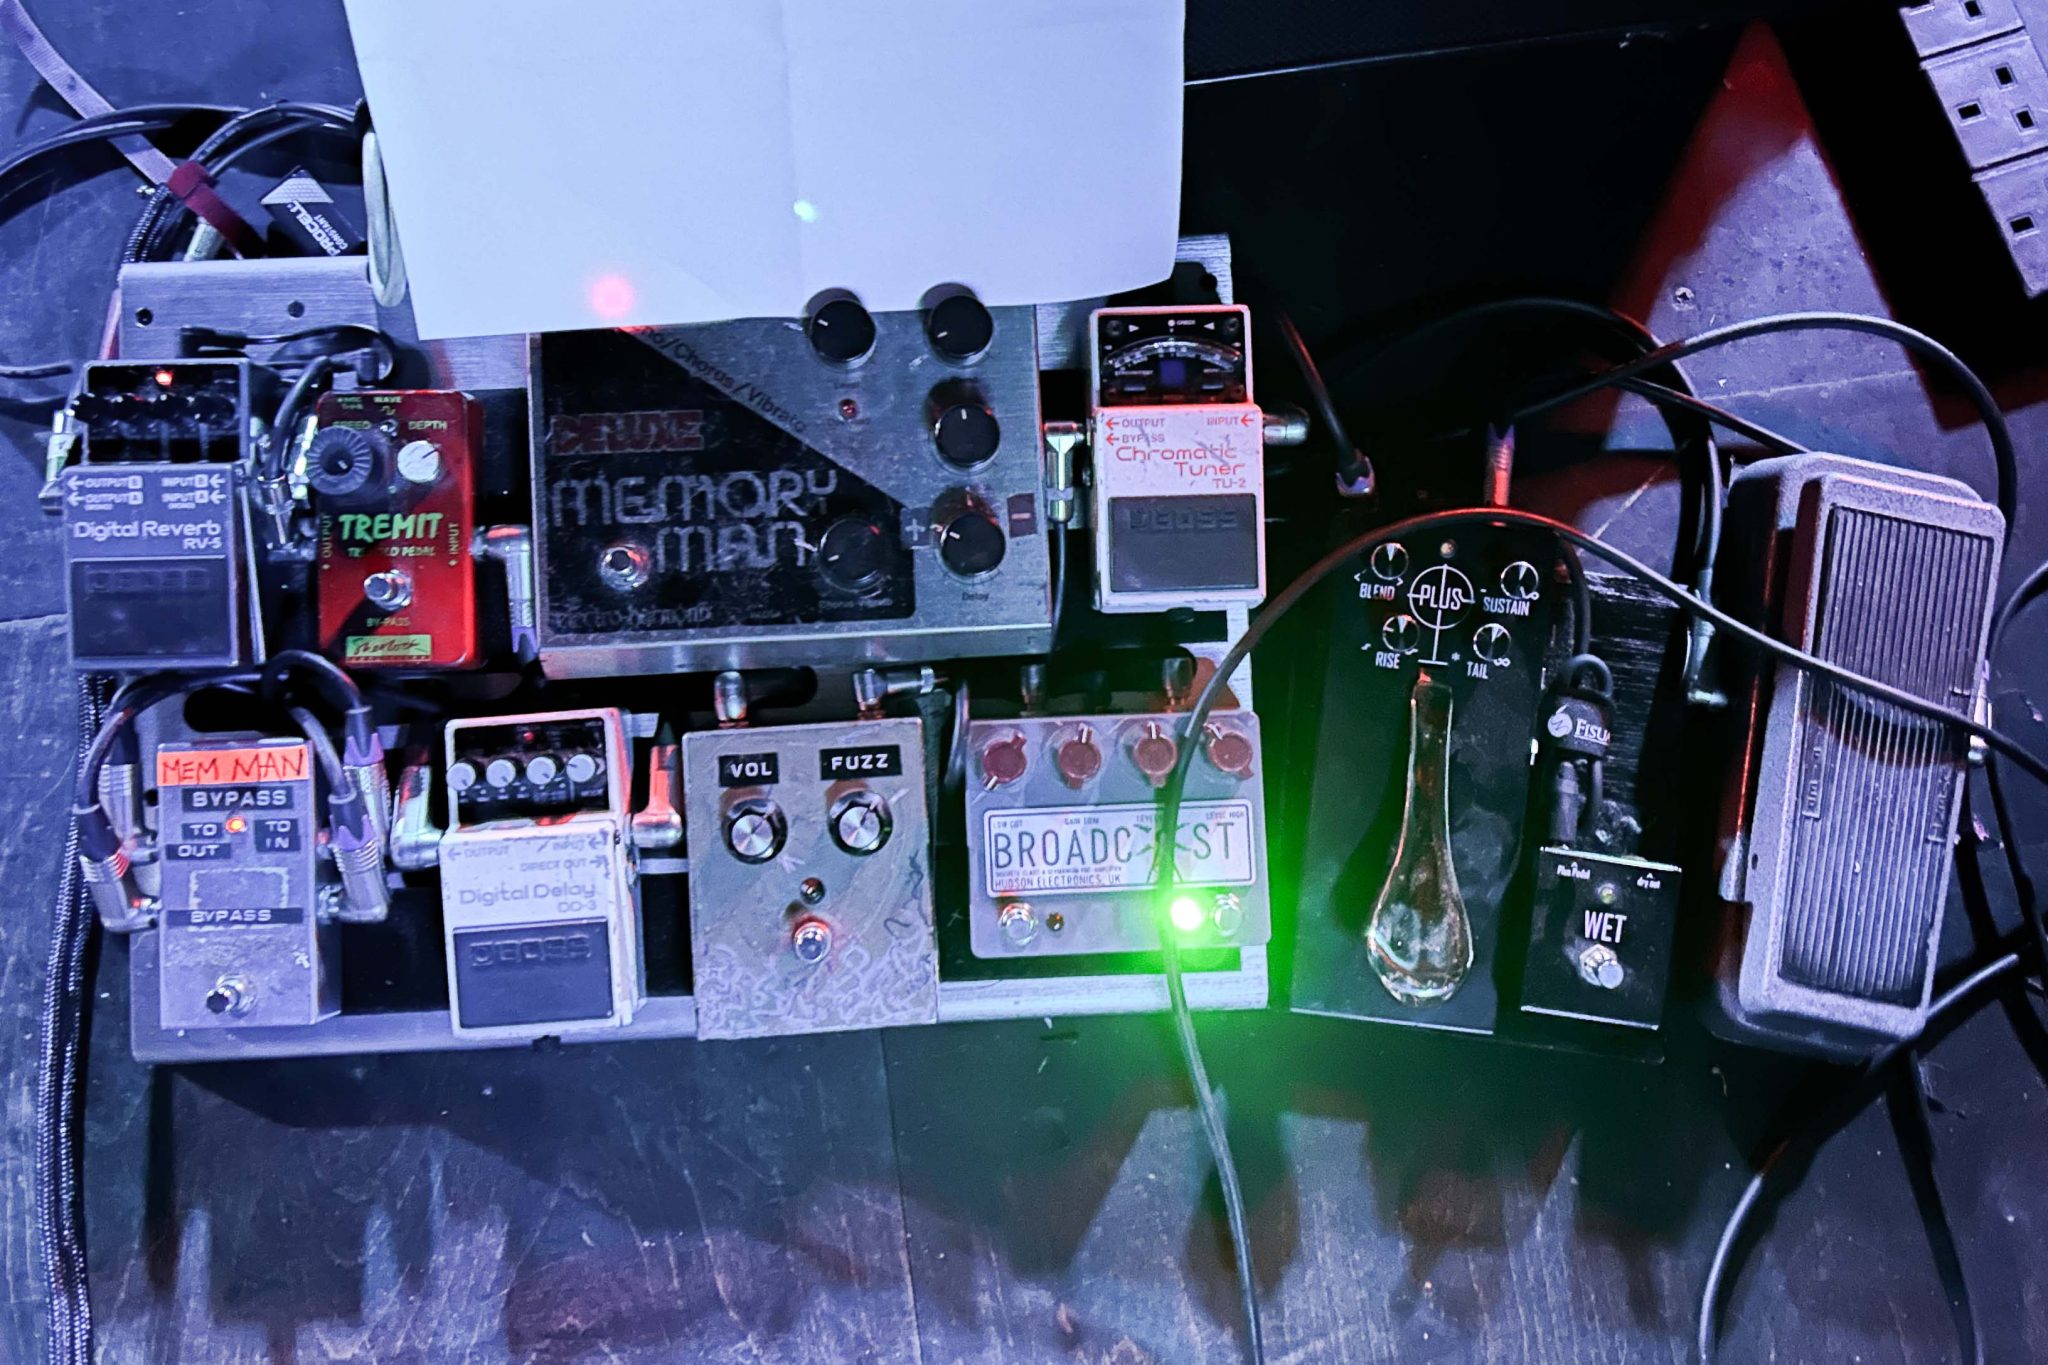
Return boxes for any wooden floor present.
[1,4,2045,1361]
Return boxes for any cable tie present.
[165,160,265,258]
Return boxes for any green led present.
[1169,894,1206,934]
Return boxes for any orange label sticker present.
[157,744,309,786]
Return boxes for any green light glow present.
[1169,894,1206,934]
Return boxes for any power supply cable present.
[1146,505,2048,1364]
[1503,312,2019,546]
[1275,310,1373,495]
[123,101,355,264]
[1328,296,1727,586]
[1613,376,1810,456]
[1153,889,1265,1363]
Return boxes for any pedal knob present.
[925,293,993,361]
[807,296,875,365]
[725,799,787,863]
[938,502,1006,577]
[1131,722,1180,788]
[306,426,391,500]
[829,791,892,856]
[818,515,891,594]
[980,732,1028,788]
[1055,725,1103,788]
[933,401,1001,467]
[1202,724,1256,780]
[1500,560,1542,600]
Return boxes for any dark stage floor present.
[1,4,2045,1361]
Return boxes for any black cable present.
[284,705,346,789]
[1614,376,1810,456]
[1992,556,2048,656]
[1506,312,2019,545]
[1155,905,1265,1363]
[124,102,354,264]
[38,674,106,1365]
[267,355,335,479]
[1143,506,2048,1365]
[1886,1062,1984,1365]
[0,104,241,191]
[1695,951,2022,1365]
[0,358,74,381]
[1048,526,1068,652]
[1275,310,1373,493]
[262,648,362,713]
[1329,296,1724,585]
[1558,540,1593,657]
[178,323,399,378]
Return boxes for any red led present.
[152,368,175,388]
[224,815,248,834]
[587,273,635,320]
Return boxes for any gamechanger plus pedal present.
[1290,524,1561,1034]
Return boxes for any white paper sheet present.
[340,0,1185,340]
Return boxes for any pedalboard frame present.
[113,239,1273,1065]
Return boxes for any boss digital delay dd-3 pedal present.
[436,709,644,1040]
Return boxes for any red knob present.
[1202,723,1256,780]
[1055,725,1103,789]
[1131,721,1180,789]
[980,732,1028,789]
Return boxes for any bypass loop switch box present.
[437,709,643,1039]
[683,718,937,1040]
[153,735,337,1030]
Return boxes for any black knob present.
[925,294,993,362]
[937,501,1006,577]
[932,401,1000,467]
[807,297,876,365]
[305,427,392,501]
[817,515,891,594]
